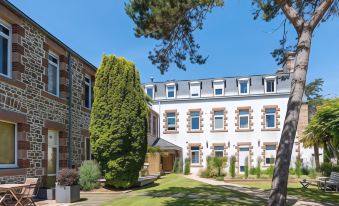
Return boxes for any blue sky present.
[9,0,339,96]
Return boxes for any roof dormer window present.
[145,85,155,99]
[166,83,176,99]
[190,81,201,97]
[265,76,276,93]
[213,80,224,96]
[238,78,249,95]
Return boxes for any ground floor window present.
[265,145,276,165]
[0,121,16,168]
[48,130,59,176]
[214,146,224,157]
[191,146,200,164]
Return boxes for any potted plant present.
[37,176,56,200]
[55,168,80,203]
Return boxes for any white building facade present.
[145,71,314,175]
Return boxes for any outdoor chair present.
[12,178,40,206]
[318,172,339,192]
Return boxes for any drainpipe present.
[67,52,73,168]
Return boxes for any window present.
[239,110,249,129]
[191,111,200,130]
[48,53,59,96]
[85,76,92,109]
[0,121,17,168]
[152,116,157,136]
[145,85,154,99]
[214,146,224,157]
[167,112,176,130]
[191,146,200,164]
[213,80,224,96]
[166,85,176,99]
[265,145,276,165]
[265,108,276,128]
[265,77,276,93]
[85,137,91,160]
[214,111,224,130]
[190,82,201,97]
[48,130,59,176]
[238,79,249,94]
[0,20,11,78]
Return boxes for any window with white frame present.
[48,53,59,96]
[214,111,224,130]
[213,80,224,96]
[47,130,59,176]
[238,79,249,94]
[0,121,17,168]
[85,75,92,109]
[191,146,200,164]
[239,109,249,129]
[265,108,276,128]
[167,112,176,130]
[145,85,154,99]
[85,137,91,160]
[0,19,11,78]
[190,82,201,97]
[265,145,276,165]
[190,111,200,130]
[166,84,176,99]
[214,146,224,157]
[265,77,276,93]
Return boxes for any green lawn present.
[231,181,339,204]
[101,174,265,206]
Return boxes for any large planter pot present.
[37,188,55,200]
[55,185,80,203]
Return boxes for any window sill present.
[81,106,91,113]
[187,130,203,133]
[0,75,26,89]
[41,91,67,105]
[235,129,254,132]
[0,168,26,177]
[163,131,179,134]
[261,128,280,131]
[210,129,228,133]
[190,164,203,168]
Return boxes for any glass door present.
[47,130,59,176]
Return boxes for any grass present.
[101,174,265,206]
[230,181,339,204]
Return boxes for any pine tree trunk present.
[268,27,312,206]
[314,142,320,172]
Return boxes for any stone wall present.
[0,5,95,184]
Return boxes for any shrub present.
[173,158,181,173]
[215,176,225,181]
[184,158,191,175]
[266,165,274,178]
[244,157,249,179]
[308,168,317,179]
[90,55,148,188]
[289,168,296,175]
[295,158,302,178]
[249,167,256,175]
[213,156,227,177]
[320,162,339,176]
[302,166,310,176]
[79,160,101,191]
[57,169,79,186]
[229,156,236,178]
[256,157,261,179]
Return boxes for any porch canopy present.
[152,138,181,151]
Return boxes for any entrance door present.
[162,154,174,172]
[239,147,249,174]
[47,130,59,176]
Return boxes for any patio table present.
[0,184,28,206]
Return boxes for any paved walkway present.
[185,175,336,206]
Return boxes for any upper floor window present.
[167,112,176,130]
[48,53,59,96]
[191,146,200,164]
[0,20,11,78]
[166,84,176,99]
[239,109,249,129]
[213,80,224,96]
[238,78,249,94]
[265,108,276,128]
[152,115,157,136]
[85,75,92,109]
[191,111,200,130]
[0,121,17,168]
[145,85,154,99]
[214,111,224,130]
[214,146,224,157]
[265,77,276,93]
[190,82,201,97]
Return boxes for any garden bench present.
[317,172,339,192]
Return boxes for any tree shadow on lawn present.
[286,188,339,204]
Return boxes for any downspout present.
[67,52,73,168]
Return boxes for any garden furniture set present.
[317,172,339,192]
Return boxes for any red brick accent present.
[43,42,49,52]
[59,160,68,168]
[44,120,67,132]
[18,140,30,150]
[59,146,67,153]
[59,55,68,63]
[18,159,30,168]
[0,168,26,177]
[42,143,47,152]
[41,91,67,105]
[0,108,27,123]
[60,70,68,78]
[17,123,30,132]
[42,58,48,67]
[42,160,48,167]
[60,84,68,92]
[12,62,25,73]
[42,127,48,135]
[42,75,48,84]
[12,43,24,55]
[12,24,25,37]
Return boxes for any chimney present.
[150,76,154,83]
[283,52,296,73]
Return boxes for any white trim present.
[0,18,12,79]
[239,110,250,129]
[265,108,276,128]
[213,81,224,96]
[238,79,249,95]
[0,120,17,168]
[190,111,200,130]
[165,82,176,86]
[47,52,60,97]
[191,146,200,164]
[47,130,59,177]
[166,85,176,99]
[145,85,155,99]
[189,82,201,98]
[264,77,276,94]
[167,112,176,130]
[213,111,224,130]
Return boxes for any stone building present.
[0,0,96,184]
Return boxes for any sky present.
[8,0,339,97]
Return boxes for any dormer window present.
[265,77,276,93]
[238,78,249,95]
[213,80,224,96]
[145,85,154,99]
[190,82,201,97]
[0,19,11,78]
[166,83,176,99]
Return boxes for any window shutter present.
[224,80,227,88]
[250,78,252,86]
[236,79,238,87]
[262,78,264,85]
